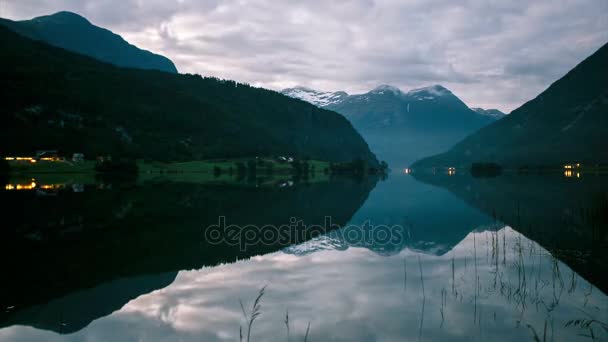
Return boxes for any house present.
[35,150,62,161]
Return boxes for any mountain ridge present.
[281,86,348,107]
[281,84,499,130]
[0,25,379,166]
[283,84,502,166]
[471,107,507,120]
[412,41,608,168]
[0,11,178,73]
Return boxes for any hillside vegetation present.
[0,26,378,166]
[413,42,608,169]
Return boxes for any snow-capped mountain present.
[281,86,348,107]
[282,235,348,256]
[471,108,507,120]
[282,84,468,109]
[369,84,404,96]
[324,84,492,131]
[280,84,504,166]
[407,84,453,100]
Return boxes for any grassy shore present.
[8,160,97,173]
[8,158,330,174]
[5,158,333,186]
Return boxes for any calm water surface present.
[0,173,606,341]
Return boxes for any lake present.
[0,172,606,341]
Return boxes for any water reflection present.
[0,177,377,332]
[413,171,608,293]
[1,227,605,341]
[0,173,606,341]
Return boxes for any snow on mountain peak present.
[408,84,450,96]
[471,108,507,119]
[407,84,452,100]
[281,87,348,107]
[370,84,404,95]
[282,84,461,107]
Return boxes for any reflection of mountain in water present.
[286,174,498,256]
[285,222,502,257]
[0,177,377,333]
[413,172,608,293]
[9,226,604,342]
[2,273,177,335]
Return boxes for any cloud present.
[3,0,607,112]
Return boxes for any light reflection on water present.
[0,174,606,341]
[1,227,606,342]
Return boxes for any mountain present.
[285,170,498,258]
[0,25,378,165]
[0,11,177,73]
[413,42,608,169]
[412,171,608,293]
[326,84,496,131]
[471,108,507,120]
[281,86,348,107]
[2,273,177,334]
[283,84,501,166]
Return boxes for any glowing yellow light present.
[4,182,42,190]
[576,172,581,178]
[30,159,37,163]
[4,157,15,160]
[576,163,581,168]
[564,170,573,177]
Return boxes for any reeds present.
[239,285,266,342]
[417,254,426,341]
[285,310,290,342]
[304,322,311,342]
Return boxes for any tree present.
[265,161,274,174]
[246,159,257,183]
[95,158,138,178]
[213,166,222,178]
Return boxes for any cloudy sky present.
[2,0,607,112]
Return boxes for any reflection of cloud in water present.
[1,228,606,342]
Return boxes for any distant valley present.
[283,85,505,166]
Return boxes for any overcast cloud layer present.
[2,0,607,112]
